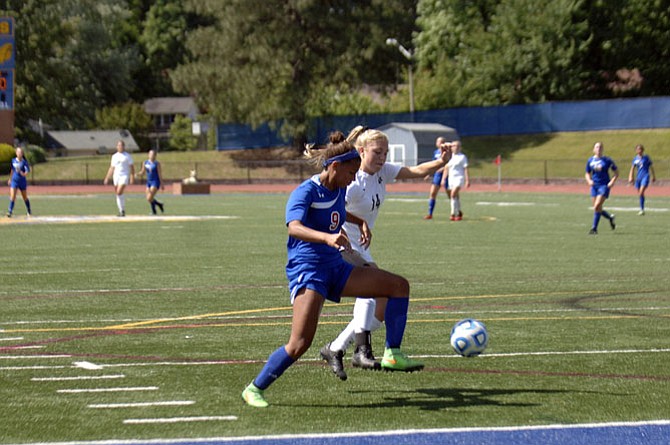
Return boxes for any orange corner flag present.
[493,154,502,166]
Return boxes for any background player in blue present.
[423,136,451,219]
[627,144,655,215]
[137,150,164,215]
[242,131,423,408]
[585,141,618,235]
[6,147,32,218]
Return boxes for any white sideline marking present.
[122,415,237,425]
[57,386,158,394]
[8,420,670,445]
[606,206,668,213]
[73,361,103,370]
[89,401,194,409]
[419,348,670,359]
[32,375,125,382]
[8,215,239,225]
[0,337,24,341]
[2,348,668,372]
[0,355,71,360]
[13,345,44,350]
[476,201,558,207]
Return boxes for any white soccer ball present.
[450,318,488,357]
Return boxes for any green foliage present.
[0,143,15,174]
[95,102,153,150]
[24,144,47,165]
[168,114,198,151]
[171,0,416,148]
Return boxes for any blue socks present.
[253,346,296,390]
[592,211,601,229]
[8,200,15,214]
[385,297,409,349]
[428,199,435,216]
[640,196,645,211]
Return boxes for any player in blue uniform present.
[242,132,423,408]
[6,148,32,218]
[138,150,164,215]
[423,137,450,219]
[585,142,618,235]
[628,144,655,215]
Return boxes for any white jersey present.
[343,163,402,260]
[110,151,134,178]
[447,152,468,181]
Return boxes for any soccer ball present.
[450,318,488,357]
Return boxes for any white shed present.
[377,122,459,167]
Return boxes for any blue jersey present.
[586,156,617,186]
[10,157,30,189]
[144,160,161,184]
[631,154,652,180]
[285,175,346,265]
[10,157,30,181]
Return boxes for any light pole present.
[386,38,414,114]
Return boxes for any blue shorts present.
[10,178,27,191]
[286,258,354,304]
[635,176,650,189]
[147,180,161,189]
[431,171,448,190]
[590,184,610,199]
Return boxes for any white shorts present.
[113,175,130,186]
[448,175,465,189]
[341,247,374,267]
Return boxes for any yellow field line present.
[2,289,663,334]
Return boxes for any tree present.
[168,115,197,151]
[1,0,139,134]
[95,102,153,150]
[414,0,592,107]
[171,0,416,149]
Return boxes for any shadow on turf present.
[327,387,605,411]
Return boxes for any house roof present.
[378,122,457,133]
[144,97,198,115]
[46,130,139,152]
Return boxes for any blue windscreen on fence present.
[216,96,670,150]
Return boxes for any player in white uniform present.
[320,126,451,380]
[443,140,470,221]
[103,140,135,216]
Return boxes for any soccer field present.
[1,191,669,443]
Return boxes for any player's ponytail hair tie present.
[322,149,360,168]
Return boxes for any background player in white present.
[443,140,470,221]
[423,136,451,219]
[320,126,450,379]
[103,140,134,217]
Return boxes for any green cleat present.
[381,348,424,372]
[242,383,269,408]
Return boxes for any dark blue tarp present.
[216,96,670,150]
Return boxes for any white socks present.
[116,195,125,213]
[330,298,383,352]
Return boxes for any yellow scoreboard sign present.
[0,17,14,110]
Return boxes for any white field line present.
[418,348,670,359]
[6,420,670,445]
[0,337,24,341]
[32,375,125,382]
[89,401,194,409]
[122,415,237,425]
[0,355,72,360]
[73,361,104,370]
[2,347,669,373]
[57,387,158,394]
